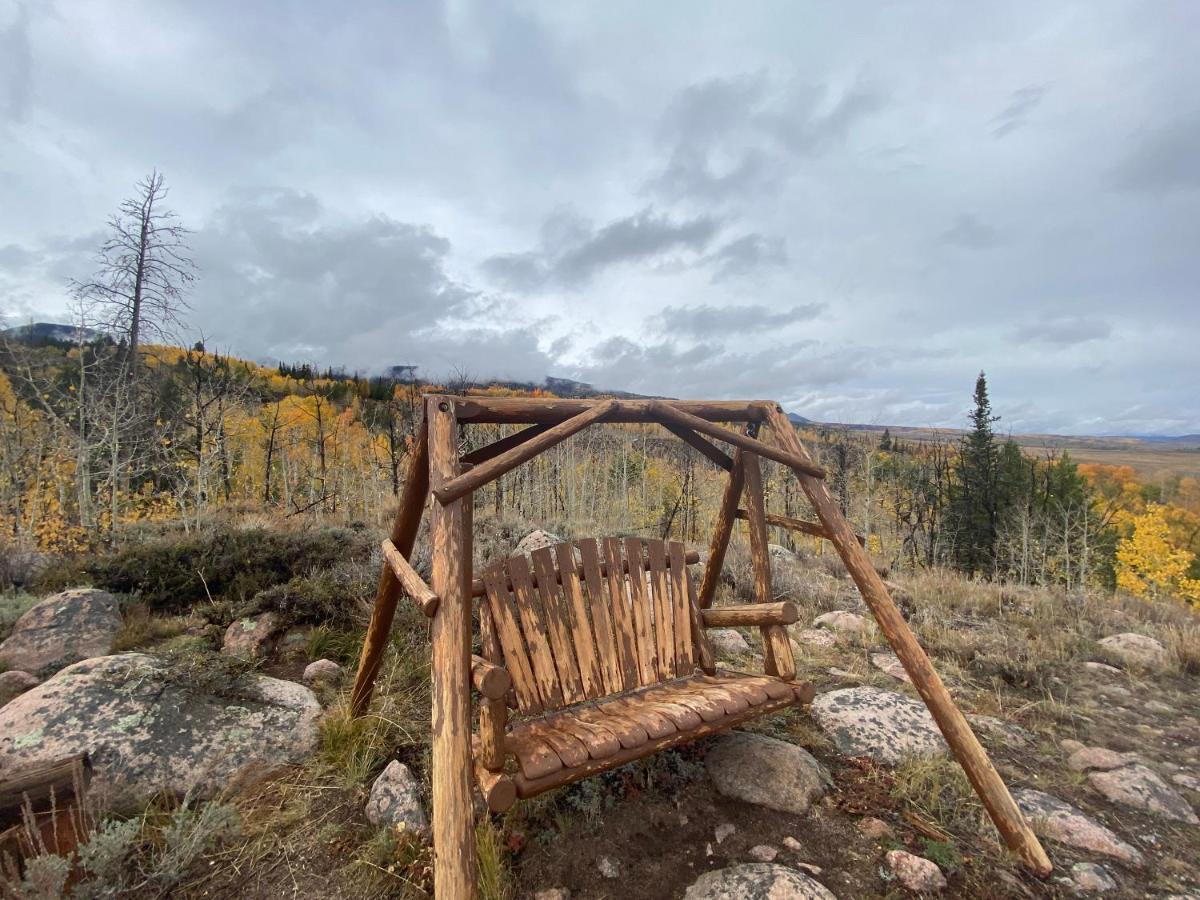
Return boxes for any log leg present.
[428,397,476,898]
[742,452,796,679]
[351,418,430,716]
[698,449,745,609]
[763,404,1051,877]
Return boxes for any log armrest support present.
[701,601,798,629]
[471,655,512,700]
[381,539,439,617]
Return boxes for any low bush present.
[0,590,38,642]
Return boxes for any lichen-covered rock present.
[708,628,751,657]
[222,612,281,659]
[813,610,865,635]
[1071,862,1116,893]
[870,652,911,683]
[1014,789,1143,866]
[1088,764,1198,824]
[768,544,806,586]
[1067,746,1140,772]
[1097,633,1167,668]
[302,658,343,685]
[885,850,946,893]
[967,715,1032,748]
[791,627,836,649]
[0,670,39,708]
[811,687,946,764]
[0,588,123,677]
[366,760,427,831]
[0,653,321,809]
[705,731,829,815]
[514,529,565,557]
[683,863,838,899]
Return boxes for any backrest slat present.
[481,564,542,713]
[556,543,604,700]
[646,539,675,680]
[603,538,640,690]
[530,547,586,705]
[623,537,658,685]
[668,541,693,674]
[578,538,622,694]
[506,555,564,709]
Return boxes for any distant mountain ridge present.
[1,321,107,344]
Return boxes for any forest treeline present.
[1,171,1197,605]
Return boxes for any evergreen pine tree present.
[950,372,1001,575]
[879,427,893,451]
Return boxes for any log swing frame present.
[350,396,1052,897]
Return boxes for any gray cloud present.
[651,302,824,337]
[1,2,31,121]
[1012,316,1112,346]
[705,233,788,282]
[991,85,1048,138]
[481,207,719,292]
[1111,112,1200,193]
[941,214,1002,250]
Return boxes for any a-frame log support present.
[761,403,1052,877]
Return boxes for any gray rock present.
[0,588,123,677]
[597,856,621,879]
[0,653,321,809]
[813,610,865,635]
[1088,763,1199,824]
[768,545,806,586]
[1014,789,1142,866]
[533,890,570,900]
[222,612,281,660]
[811,687,946,764]
[708,628,752,657]
[1067,746,1140,772]
[1060,738,1086,754]
[302,658,343,685]
[1172,772,1200,793]
[1071,862,1115,893]
[967,715,1033,748]
[684,864,838,899]
[885,850,947,893]
[748,844,778,862]
[0,670,39,708]
[870,652,911,683]
[714,822,736,844]
[514,529,565,557]
[791,627,836,649]
[706,731,829,815]
[1097,633,1166,668]
[366,760,427,831]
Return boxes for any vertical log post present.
[351,417,430,716]
[763,404,1051,877]
[742,452,795,680]
[698,449,746,609]
[427,397,477,898]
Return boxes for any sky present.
[1,1,1198,435]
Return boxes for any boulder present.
[1067,746,1139,772]
[683,864,838,900]
[705,731,829,815]
[768,545,806,585]
[0,653,321,809]
[1088,763,1198,824]
[708,628,752,657]
[1013,789,1142,866]
[222,612,281,659]
[366,760,427,831]
[869,652,911,683]
[0,588,123,677]
[748,845,778,862]
[791,628,836,649]
[0,670,39,708]
[885,850,946,893]
[966,715,1032,748]
[813,611,865,635]
[1097,633,1167,668]
[1071,862,1116,893]
[514,530,565,557]
[857,817,893,839]
[1172,772,1200,793]
[302,659,343,685]
[811,687,946,764]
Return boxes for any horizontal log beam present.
[701,601,799,628]
[453,396,771,425]
[434,399,617,505]
[661,422,734,471]
[471,655,511,700]
[0,752,92,823]
[734,509,867,547]
[471,548,700,598]
[474,760,517,813]
[381,539,439,617]
[648,401,825,479]
[461,423,553,467]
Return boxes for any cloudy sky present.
[2,1,1198,434]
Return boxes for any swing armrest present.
[700,601,798,628]
[471,655,511,700]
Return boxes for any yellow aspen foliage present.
[1115,505,1200,605]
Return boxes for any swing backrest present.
[479,537,701,715]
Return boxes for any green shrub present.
[0,591,38,642]
[238,568,365,630]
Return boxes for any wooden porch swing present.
[349,396,1052,897]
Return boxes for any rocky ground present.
[0,526,1197,898]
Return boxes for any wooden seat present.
[474,536,812,807]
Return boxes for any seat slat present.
[541,710,621,760]
[624,538,658,685]
[701,674,769,706]
[651,680,734,720]
[556,543,604,700]
[646,539,675,680]
[515,717,589,771]
[507,556,564,709]
[481,565,542,714]
[531,547,586,705]
[668,542,693,674]
[578,538,622,695]
[671,678,751,715]
[639,682,714,725]
[712,673,794,702]
[594,695,675,740]
[602,538,640,690]
[569,703,650,749]
[505,728,565,780]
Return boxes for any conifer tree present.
[950,371,1001,575]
